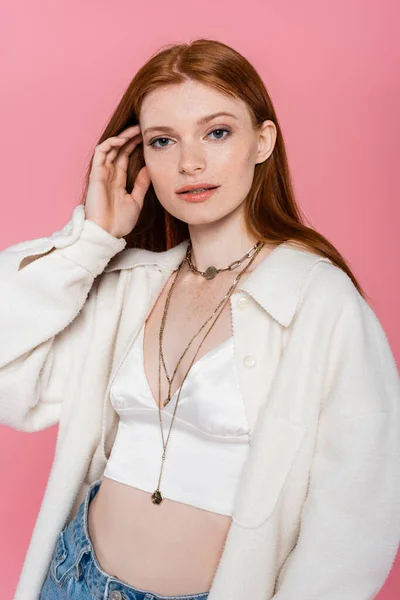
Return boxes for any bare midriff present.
[87,477,232,596]
[86,244,274,597]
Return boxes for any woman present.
[1,39,399,600]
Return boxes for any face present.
[139,79,276,227]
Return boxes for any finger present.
[111,135,142,170]
[106,138,143,190]
[130,166,152,209]
[92,137,127,169]
[106,134,142,167]
[92,131,141,169]
[108,133,144,188]
[118,125,141,135]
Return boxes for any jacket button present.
[109,591,122,600]
[238,296,249,308]
[243,355,256,368]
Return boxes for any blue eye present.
[209,128,231,140]
[149,127,232,150]
[150,137,170,149]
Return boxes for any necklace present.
[150,239,265,504]
[186,240,262,280]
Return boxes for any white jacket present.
[1,204,399,600]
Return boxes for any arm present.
[272,288,400,600]
[0,204,126,432]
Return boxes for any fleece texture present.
[1,204,399,600]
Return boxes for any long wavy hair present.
[79,38,367,300]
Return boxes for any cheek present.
[214,139,253,168]
[143,147,154,168]
[143,151,169,180]
[217,153,252,183]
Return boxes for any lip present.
[176,183,219,193]
[177,187,219,202]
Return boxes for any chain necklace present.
[150,239,265,505]
[186,240,262,280]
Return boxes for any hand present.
[84,125,151,238]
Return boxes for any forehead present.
[139,80,251,126]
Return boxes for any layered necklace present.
[151,238,265,505]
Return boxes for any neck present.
[186,207,260,273]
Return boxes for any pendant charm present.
[204,266,218,280]
[151,489,163,504]
[163,397,170,407]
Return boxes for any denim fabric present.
[39,478,210,600]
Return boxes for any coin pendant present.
[151,489,163,504]
[204,266,217,280]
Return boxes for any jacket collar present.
[104,239,331,327]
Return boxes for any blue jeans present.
[39,478,210,600]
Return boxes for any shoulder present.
[283,247,387,351]
[298,252,366,321]
[297,254,394,366]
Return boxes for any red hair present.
[80,38,367,300]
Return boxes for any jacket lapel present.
[104,238,332,327]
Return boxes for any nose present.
[178,143,206,174]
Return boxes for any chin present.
[165,200,233,226]
[184,213,231,227]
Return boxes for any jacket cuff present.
[56,218,127,278]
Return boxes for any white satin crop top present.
[103,322,251,516]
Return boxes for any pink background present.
[0,0,399,598]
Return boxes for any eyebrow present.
[142,111,239,136]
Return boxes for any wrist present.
[85,219,122,240]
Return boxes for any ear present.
[255,120,277,165]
